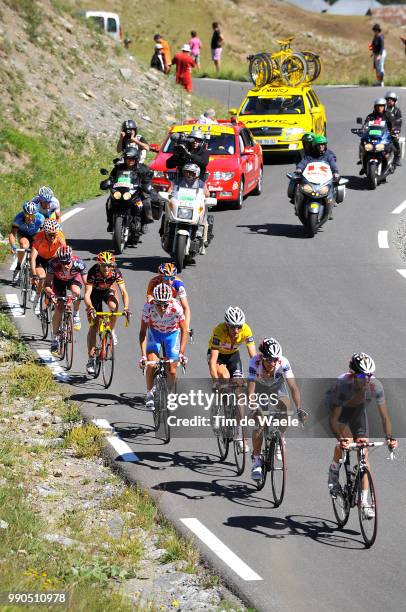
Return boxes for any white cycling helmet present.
[153,283,172,303]
[349,352,375,375]
[38,186,54,203]
[259,338,282,360]
[224,306,245,327]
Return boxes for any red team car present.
[149,120,263,209]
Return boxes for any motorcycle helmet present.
[302,132,315,144]
[190,128,205,142]
[183,163,200,178]
[122,119,137,133]
[124,146,140,161]
[374,98,386,111]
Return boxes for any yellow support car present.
[229,83,327,155]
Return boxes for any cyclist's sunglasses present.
[226,323,242,330]
[163,275,175,281]
[99,262,113,268]
[24,213,35,220]
[355,373,373,380]
[262,357,279,364]
[155,301,169,308]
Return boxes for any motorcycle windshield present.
[302,162,333,185]
[174,187,198,206]
[114,173,133,189]
[366,126,388,142]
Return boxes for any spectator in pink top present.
[189,30,202,67]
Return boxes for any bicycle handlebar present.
[346,441,384,449]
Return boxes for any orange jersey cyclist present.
[146,262,191,331]
[84,251,130,375]
[139,283,188,410]
[30,219,66,310]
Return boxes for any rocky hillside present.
[66,0,406,83]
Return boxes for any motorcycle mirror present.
[228,108,238,115]
[356,117,363,125]
[286,173,294,179]
[339,178,349,185]
[244,147,255,155]
[100,168,109,175]
[159,191,170,201]
[204,197,217,207]
[150,144,160,153]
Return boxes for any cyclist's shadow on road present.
[224,514,364,549]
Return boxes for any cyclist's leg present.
[162,329,181,391]
[349,409,369,495]
[146,327,161,392]
[252,408,264,455]
[105,290,119,330]
[17,236,30,267]
[70,279,82,313]
[87,288,102,358]
[52,279,66,336]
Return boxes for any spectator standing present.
[371,23,386,87]
[198,108,217,124]
[154,34,171,73]
[172,44,196,93]
[189,30,202,67]
[211,22,224,73]
[151,44,165,72]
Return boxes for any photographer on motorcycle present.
[295,134,340,220]
[116,120,150,163]
[166,128,209,179]
[359,98,394,174]
[101,147,155,232]
[385,92,402,166]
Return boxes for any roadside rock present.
[0,520,9,529]
[119,68,132,81]
[43,533,78,547]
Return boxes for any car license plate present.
[257,138,278,145]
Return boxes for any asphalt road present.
[3,84,406,612]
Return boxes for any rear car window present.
[241,96,305,115]
[107,17,117,33]
[88,16,104,31]
[163,133,235,155]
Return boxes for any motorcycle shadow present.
[237,222,309,239]
[344,175,370,191]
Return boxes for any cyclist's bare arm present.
[8,226,18,249]
[180,296,191,330]
[287,376,301,410]
[247,343,256,359]
[44,272,54,294]
[84,283,94,310]
[179,319,188,356]
[377,402,394,439]
[30,246,38,275]
[118,281,129,310]
[81,273,88,285]
[139,319,148,356]
[329,405,344,439]
[208,348,220,380]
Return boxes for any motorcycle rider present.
[166,128,209,179]
[359,98,394,174]
[288,132,316,202]
[385,92,402,166]
[116,119,150,163]
[101,146,155,232]
[295,134,340,220]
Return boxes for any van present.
[80,11,122,41]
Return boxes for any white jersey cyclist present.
[247,354,294,397]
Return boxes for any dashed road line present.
[378,230,389,249]
[5,293,24,317]
[61,207,85,223]
[397,270,406,280]
[392,200,406,215]
[36,349,70,381]
[180,518,262,581]
[91,419,140,462]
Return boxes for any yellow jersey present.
[208,322,255,355]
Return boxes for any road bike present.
[54,296,82,370]
[212,380,247,476]
[254,417,287,506]
[92,311,128,389]
[331,441,394,548]
[39,289,53,340]
[13,248,31,315]
[247,37,307,87]
[143,357,186,445]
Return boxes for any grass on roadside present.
[65,423,105,458]
[7,362,59,398]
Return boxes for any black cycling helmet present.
[349,352,375,375]
[122,119,137,132]
[124,146,140,160]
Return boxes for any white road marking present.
[5,293,24,317]
[105,435,140,463]
[9,258,17,271]
[92,418,114,432]
[378,231,389,249]
[392,200,406,215]
[36,349,70,381]
[61,208,85,223]
[397,269,406,280]
[180,518,262,581]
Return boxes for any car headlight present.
[212,171,235,181]
[285,128,305,138]
[122,192,132,200]
[153,170,166,178]
[113,191,122,200]
[178,207,193,220]
[319,185,329,195]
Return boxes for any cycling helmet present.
[385,91,398,102]
[190,128,205,141]
[23,200,37,215]
[224,306,246,327]
[259,338,282,360]
[38,186,54,203]
[43,218,60,234]
[158,262,177,276]
[124,146,140,160]
[349,352,375,375]
[122,119,137,132]
[56,245,72,263]
[97,251,116,265]
[153,283,172,303]
[302,132,315,144]
[313,134,327,145]
[374,98,386,107]
[183,163,200,177]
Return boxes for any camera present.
[171,132,194,152]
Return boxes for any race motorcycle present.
[159,185,216,271]
[100,168,147,254]
[287,161,347,238]
[351,118,395,190]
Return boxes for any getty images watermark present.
[166,389,301,428]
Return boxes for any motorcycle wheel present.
[113,216,126,254]
[174,234,187,272]
[306,214,318,238]
[368,165,378,190]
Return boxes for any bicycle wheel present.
[255,437,270,491]
[301,51,321,82]
[248,53,272,87]
[331,467,350,528]
[213,402,230,461]
[20,263,29,315]
[270,433,286,506]
[233,423,246,476]
[281,53,307,86]
[155,376,170,443]
[58,323,66,362]
[64,313,74,371]
[357,467,378,547]
[101,330,115,389]
[39,292,50,339]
